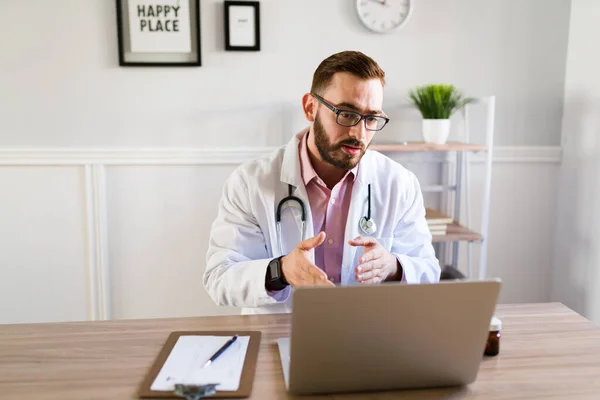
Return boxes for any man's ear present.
[301,93,316,122]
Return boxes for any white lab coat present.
[204,129,440,315]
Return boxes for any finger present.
[298,231,326,251]
[356,268,373,281]
[355,260,377,276]
[359,266,384,283]
[356,250,384,274]
[348,236,378,247]
[356,264,384,281]
[358,248,384,264]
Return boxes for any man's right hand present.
[281,232,335,287]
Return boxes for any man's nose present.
[348,119,367,141]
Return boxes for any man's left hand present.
[348,236,401,284]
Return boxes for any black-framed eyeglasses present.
[311,93,390,131]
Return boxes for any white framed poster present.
[128,0,191,53]
[116,0,201,66]
[224,1,260,51]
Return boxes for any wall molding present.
[84,165,110,321]
[0,145,562,165]
[0,145,561,321]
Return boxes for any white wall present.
[0,0,569,323]
[552,0,600,325]
[0,0,569,148]
[0,166,90,323]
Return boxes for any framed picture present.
[224,1,260,51]
[115,0,201,66]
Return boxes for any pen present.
[203,335,238,368]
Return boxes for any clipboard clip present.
[173,383,220,400]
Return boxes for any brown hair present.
[310,50,386,95]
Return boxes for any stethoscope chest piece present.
[359,216,377,235]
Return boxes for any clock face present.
[356,0,413,33]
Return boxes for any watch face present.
[269,258,282,280]
[356,0,412,33]
[266,257,287,289]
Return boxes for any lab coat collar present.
[280,129,306,188]
[280,128,374,187]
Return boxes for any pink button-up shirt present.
[299,131,358,284]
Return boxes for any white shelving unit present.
[371,96,496,279]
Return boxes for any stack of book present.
[425,208,453,236]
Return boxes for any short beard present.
[313,114,365,170]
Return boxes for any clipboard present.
[138,330,262,399]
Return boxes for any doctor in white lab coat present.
[204,51,440,315]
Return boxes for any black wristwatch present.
[265,255,289,291]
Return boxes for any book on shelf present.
[425,208,454,225]
[429,226,447,236]
[426,208,453,235]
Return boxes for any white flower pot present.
[422,119,451,144]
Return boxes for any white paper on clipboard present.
[150,335,250,392]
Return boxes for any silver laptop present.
[277,279,502,395]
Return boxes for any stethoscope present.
[275,183,377,255]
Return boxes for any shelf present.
[371,141,487,152]
[431,223,483,243]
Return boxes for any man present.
[204,51,440,314]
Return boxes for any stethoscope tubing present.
[275,183,374,255]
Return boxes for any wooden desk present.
[2,302,600,399]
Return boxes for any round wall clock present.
[356,0,413,33]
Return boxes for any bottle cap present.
[489,316,502,331]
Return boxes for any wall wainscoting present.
[0,146,561,324]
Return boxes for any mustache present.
[336,139,365,150]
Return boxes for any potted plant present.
[408,84,473,144]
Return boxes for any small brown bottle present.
[484,316,502,356]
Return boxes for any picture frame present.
[224,1,260,51]
[115,0,201,67]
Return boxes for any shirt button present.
[327,239,334,245]
[330,198,336,205]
